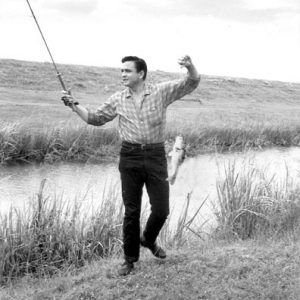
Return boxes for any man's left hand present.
[178,55,193,68]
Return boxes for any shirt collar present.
[125,83,152,98]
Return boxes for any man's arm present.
[73,104,89,123]
[159,55,201,106]
[178,55,200,81]
[61,91,89,123]
[61,91,118,125]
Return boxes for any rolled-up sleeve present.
[87,95,118,126]
[158,75,200,107]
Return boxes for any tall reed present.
[2,121,300,165]
[167,123,300,155]
[159,192,209,249]
[0,180,204,284]
[0,122,120,164]
[214,160,300,239]
[0,179,124,284]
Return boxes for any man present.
[62,55,200,276]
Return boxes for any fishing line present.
[25,0,67,91]
[26,0,82,106]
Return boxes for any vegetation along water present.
[1,59,300,164]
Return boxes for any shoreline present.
[1,123,300,166]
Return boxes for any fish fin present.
[168,150,174,157]
[166,175,176,185]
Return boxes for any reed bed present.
[214,160,300,239]
[0,179,126,284]
[0,122,120,164]
[159,192,209,249]
[167,122,300,154]
[0,179,201,284]
[2,121,300,165]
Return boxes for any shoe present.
[117,261,134,276]
[140,237,166,259]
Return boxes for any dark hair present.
[121,56,147,80]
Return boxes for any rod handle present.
[57,73,67,91]
[57,73,78,105]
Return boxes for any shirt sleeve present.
[87,94,118,126]
[158,75,200,107]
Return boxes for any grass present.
[214,159,300,239]
[1,59,300,164]
[1,239,299,299]
[0,179,124,284]
[0,179,203,285]
[0,122,120,164]
[2,121,300,165]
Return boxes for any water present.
[1,147,300,230]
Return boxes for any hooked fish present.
[167,135,186,185]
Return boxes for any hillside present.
[1,58,300,127]
[1,59,299,104]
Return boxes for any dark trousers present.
[119,142,169,263]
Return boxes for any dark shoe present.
[117,261,134,276]
[140,237,166,259]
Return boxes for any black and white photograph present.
[0,0,299,299]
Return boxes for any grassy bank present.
[1,59,300,164]
[2,121,300,165]
[0,122,120,164]
[0,162,299,298]
[214,159,300,239]
[1,239,299,299]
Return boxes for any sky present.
[0,0,299,82]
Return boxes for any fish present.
[167,135,186,185]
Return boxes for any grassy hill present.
[1,58,300,163]
[1,58,299,99]
[1,58,299,124]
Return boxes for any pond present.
[1,147,300,231]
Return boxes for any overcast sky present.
[0,0,299,82]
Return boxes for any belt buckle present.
[141,143,146,150]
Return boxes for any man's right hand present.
[61,90,78,111]
[61,90,89,123]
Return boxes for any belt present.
[122,141,165,150]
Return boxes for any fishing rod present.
[26,0,77,104]
[26,0,199,107]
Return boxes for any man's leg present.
[143,174,169,244]
[142,148,169,248]
[120,167,144,263]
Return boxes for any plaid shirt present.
[88,75,200,144]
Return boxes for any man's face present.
[121,61,144,88]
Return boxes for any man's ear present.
[139,71,145,80]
